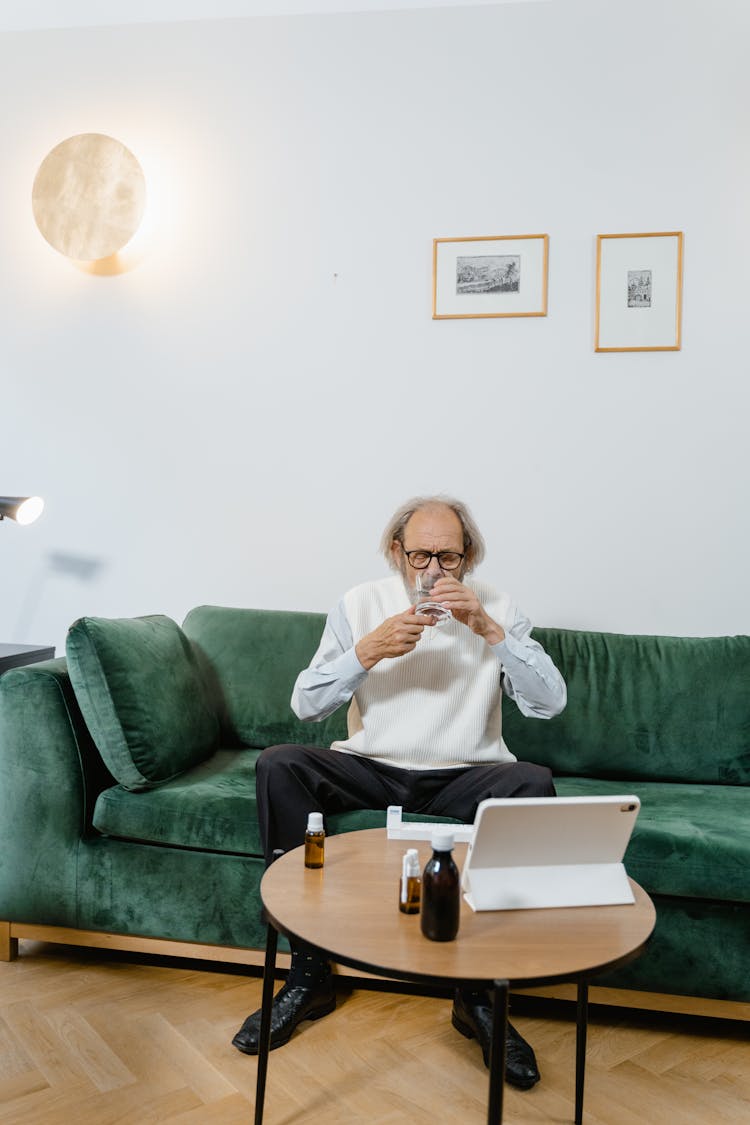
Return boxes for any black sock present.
[288,946,331,987]
[458,986,491,1008]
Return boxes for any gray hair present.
[380,494,486,572]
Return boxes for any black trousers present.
[256,744,556,865]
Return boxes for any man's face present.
[393,505,466,593]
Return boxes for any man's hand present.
[355,605,433,670]
[430,576,506,645]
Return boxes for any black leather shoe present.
[232,977,336,1055]
[451,989,540,1090]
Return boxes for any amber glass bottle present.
[420,832,460,941]
[399,848,421,915]
[304,812,325,869]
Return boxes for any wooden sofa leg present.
[0,922,19,961]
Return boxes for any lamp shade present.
[0,496,45,525]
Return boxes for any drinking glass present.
[413,572,452,627]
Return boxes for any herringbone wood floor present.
[0,943,748,1123]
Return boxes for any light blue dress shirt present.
[292,595,567,723]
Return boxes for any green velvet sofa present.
[1,605,748,1017]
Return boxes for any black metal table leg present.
[487,979,509,1124]
[575,981,589,1125]
[253,921,279,1125]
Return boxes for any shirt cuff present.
[490,635,526,665]
[338,645,368,679]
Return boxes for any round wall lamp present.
[32,133,146,261]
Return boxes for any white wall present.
[1,0,748,654]
[0,0,535,34]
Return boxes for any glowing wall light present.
[32,133,146,261]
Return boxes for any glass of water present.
[413,572,452,627]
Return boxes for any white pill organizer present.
[385,805,474,843]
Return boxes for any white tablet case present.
[461,795,641,911]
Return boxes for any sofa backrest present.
[182,605,348,749]
[183,606,750,784]
[502,627,750,785]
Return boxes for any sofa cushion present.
[66,614,220,791]
[94,761,748,902]
[92,746,462,856]
[555,776,750,902]
[182,605,349,749]
[93,748,264,853]
[503,629,750,785]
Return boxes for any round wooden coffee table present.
[254,829,655,1124]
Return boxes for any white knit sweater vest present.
[331,574,517,769]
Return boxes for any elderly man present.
[233,495,566,1090]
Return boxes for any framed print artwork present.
[432,233,549,320]
[595,231,683,352]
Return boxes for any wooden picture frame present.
[433,233,549,320]
[595,231,683,352]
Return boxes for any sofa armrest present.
[0,659,115,925]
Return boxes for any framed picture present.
[432,233,549,320]
[595,231,683,352]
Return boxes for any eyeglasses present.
[401,547,465,571]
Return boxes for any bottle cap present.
[431,830,454,851]
[307,812,324,832]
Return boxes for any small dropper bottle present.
[304,812,325,869]
[399,848,421,914]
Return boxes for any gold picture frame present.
[432,233,549,320]
[595,231,683,352]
